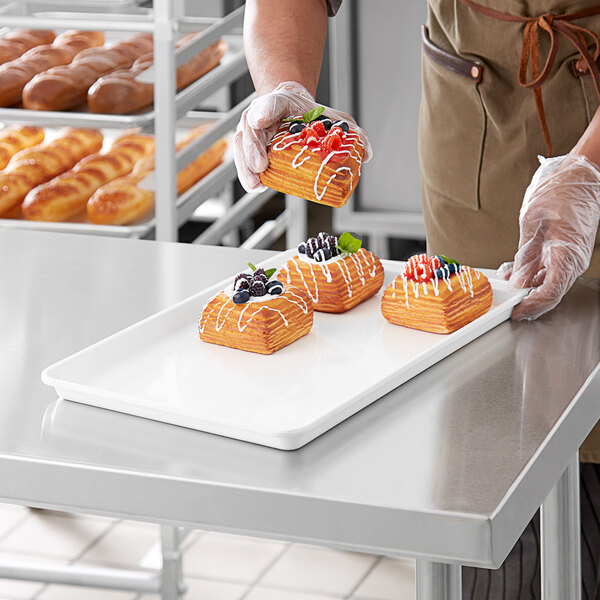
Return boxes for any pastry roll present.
[259,108,365,208]
[278,232,384,313]
[0,125,45,170]
[381,254,493,334]
[199,265,313,355]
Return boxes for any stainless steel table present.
[0,229,598,600]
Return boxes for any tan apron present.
[419,0,600,461]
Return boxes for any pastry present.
[22,33,154,111]
[0,31,105,107]
[23,133,155,222]
[87,125,227,225]
[0,30,56,65]
[381,254,493,334]
[278,232,384,313]
[259,107,365,208]
[199,264,313,354]
[0,128,104,216]
[0,125,45,169]
[88,37,227,114]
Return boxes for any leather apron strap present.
[460,0,600,156]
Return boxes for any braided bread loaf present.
[88,126,228,225]
[22,34,154,111]
[23,133,155,221]
[0,128,103,216]
[0,31,105,107]
[88,37,227,114]
[0,30,56,65]
[0,125,45,169]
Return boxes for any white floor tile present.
[183,532,287,584]
[79,523,159,569]
[245,587,341,600]
[353,557,416,600]
[0,513,112,561]
[140,577,247,600]
[36,584,136,600]
[260,545,377,597]
[0,505,28,541]
[0,577,43,599]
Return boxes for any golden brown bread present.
[0,125,45,169]
[22,34,154,111]
[381,268,493,334]
[259,122,365,208]
[0,31,104,107]
[23,133,155,222]
[0,30,56,65]
[199,284,313,354]
[0,128,103,216]
[88,37,227,114]
[87,126,228,225]
[278,248,384,313]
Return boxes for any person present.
[233,1,600,598]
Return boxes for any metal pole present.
[285,195,307,248]
[160,526,186,600]
[541,453,581,600]
[416,561,462,600]
[153,0,178,242]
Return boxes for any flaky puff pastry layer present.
[381,268,493,334]
[199,285,313,355]
[278,249,384,313]
[259,124,364,208]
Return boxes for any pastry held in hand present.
[0,125,45,170]
[0,128,103,216]
[259,107,365,208]
[87,125,227,225]
[278,232,384,313]
[381,254,493,334]
[199,263,313,355]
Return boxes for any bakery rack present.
[0,1,306,248]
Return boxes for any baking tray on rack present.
[42,251,528,450]
[0,34,245,129]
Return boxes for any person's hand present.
[497,154,600,320]
[233,80,372,192]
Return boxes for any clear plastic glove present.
[233,80,372,193]
[497,154,600,320]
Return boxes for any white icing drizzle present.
[336,258,354,298]
[238,304,288,332]
[292,146,311,168]
[349,252,366,285]
[391,278,397,300]
[282,289,310,313]
[402,275,410,308]
[215,298,235,332]
[291,256,319,303]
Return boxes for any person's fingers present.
[496,262,513,281]
[510,262,567,320]
[233,130,267,193]
[243,126,269,174]
[246,94,291,130]
[508,230,544,289]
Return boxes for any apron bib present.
[419,0,600,462]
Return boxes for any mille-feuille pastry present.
[381,254,493,334]
[259,107,365,208]
[199,263,313,355]
[278,232,384,313]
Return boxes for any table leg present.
[541,453,581,600]
[416,560,462,600]
[160,526,186,600]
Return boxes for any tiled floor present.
[0,504,416,600]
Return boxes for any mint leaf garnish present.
[337,232,362,254]
[302,106,325,123]
[247,262,257,271]
[439,255,461,265]
[282,117,303,123]
[265,268,277,280]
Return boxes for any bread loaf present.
[0,30,56,65]
[0,128,103,216]
[87,126,228,225]
[0,31,105,107]
[22,34,154,112]
[0,125,45,169]
[87,37,227,114]
[23,133,155,221]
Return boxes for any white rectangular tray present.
[42,250,527,450]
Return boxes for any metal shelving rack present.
[0,0,304,248]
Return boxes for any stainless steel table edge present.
[489,362,600,568]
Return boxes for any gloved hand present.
[233,80,372,192]
[497,154,600,320]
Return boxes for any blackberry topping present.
[266,280,284,295]
[250,280,267,297]
[317,231,330,243]
[234,272,251,286]
[332,120,350,133]
[324,235,339,256]
[234,277,251,291]
[254,268,266,278]
[253,273,268,284]
[298,242,307,254]
[313,248,332,262]
[315,115,333,130]
[305,237,320,258]
[233,289,250,304]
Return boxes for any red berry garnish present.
[414,262,433,282]
[320,133,342,153]
[405,254,429,280]
[330,126,344,137]
[311,121,326,136]
[428,256,442,270]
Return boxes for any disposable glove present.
[497,154,600,320]
[233,80,372,192]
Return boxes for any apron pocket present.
[419,25,486,211]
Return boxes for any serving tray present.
[42,250,527,450]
